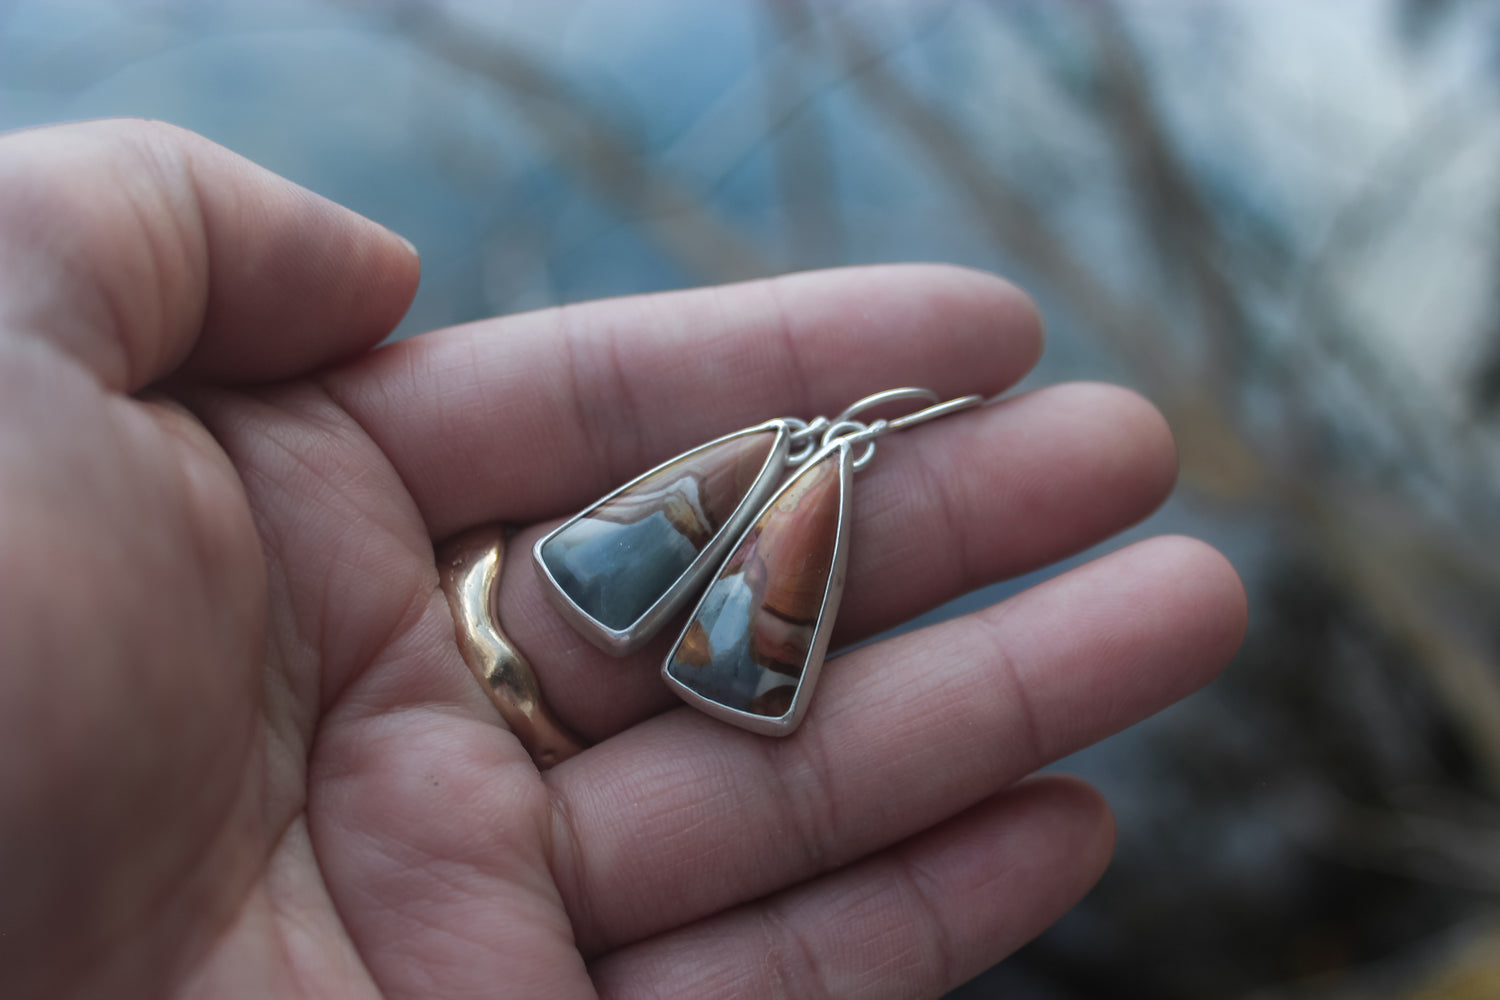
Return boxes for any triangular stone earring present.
[663,434,851,735]
[534,419,804,654]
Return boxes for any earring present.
[534,388,983,735]
[534,417,810,655]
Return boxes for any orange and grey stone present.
[666,452,843,718]
[539,430,776,631]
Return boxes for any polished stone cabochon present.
[539,430,777,631]
[666,452,843,718]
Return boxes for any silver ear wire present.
[820,390,986,471]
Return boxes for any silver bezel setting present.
[662,438,852,737]
[533,420,793,656]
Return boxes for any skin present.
[0,120,1247,1000]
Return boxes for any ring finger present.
[545,533,1246,955]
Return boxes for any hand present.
[0,120,1246,999]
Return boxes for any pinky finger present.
[588,775,1115,1000]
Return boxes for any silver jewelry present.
[534,388,983,735]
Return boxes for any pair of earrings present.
[533,387,982,736]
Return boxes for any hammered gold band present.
[438,527,585,769]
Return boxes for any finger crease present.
[762,277,814,420]
[976,604,1044,765]
[910,433,978,594]
[543,783,600,956]
[889,849,959,991]
[761,900,836,1000]
[760,731,840,876]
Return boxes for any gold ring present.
[438,527,585,769]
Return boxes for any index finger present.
[0,119,418,391]
[322,264,1043,536]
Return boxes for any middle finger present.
[498,381,1178,738]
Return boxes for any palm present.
[167,381,581,997]
[0,121,1245,1000]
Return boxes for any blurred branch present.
[760,0,842,269]
[1299,487,1500,791]
[815,5,1179,389]
[1086,3,1500,537]
[1288,108,1500,526]
[704,0,958,188]
[383,3,773,284]
[1245,915,1500,999]
[1084,4,1258,405]
[1280,780,1500,894]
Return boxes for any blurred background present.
[5,1,1500,996]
